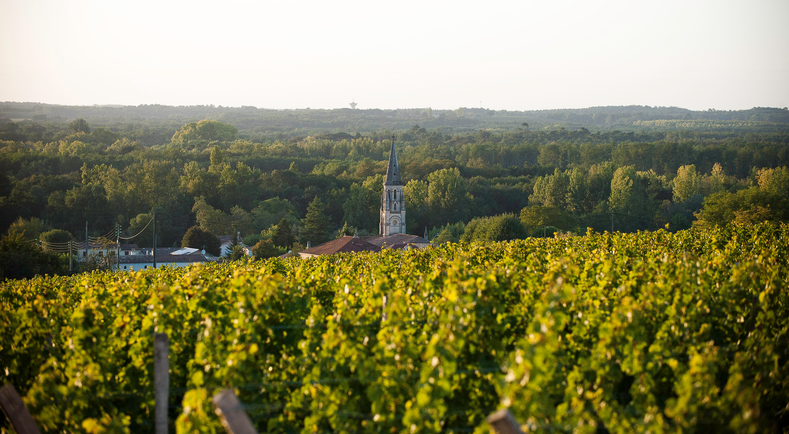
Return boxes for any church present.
[298,137,430,258]
[380,137,406,235]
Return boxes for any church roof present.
[383,137,402,186]
[363,234,429,247]
[299,236,381,256]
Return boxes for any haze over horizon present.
[2,0,787,112]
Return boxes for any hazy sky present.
[1,0,787,111]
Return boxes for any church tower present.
[380,136,406,235]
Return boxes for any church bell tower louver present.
[380,136,406,236]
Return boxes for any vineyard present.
[1,224,788,433]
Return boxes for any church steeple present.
[384,136,402,186]
[380,136,406,235]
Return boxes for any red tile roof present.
[362,234,429,247]
[299,236,381,256]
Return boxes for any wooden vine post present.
[0,384,41,434]
[213,389,257,434]
[154,333,169,434]
[487,409,524,434]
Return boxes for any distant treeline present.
[2,102,788,142]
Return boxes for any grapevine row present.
[0,223,787,433]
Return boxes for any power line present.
[96,227,119,240]
[119,218,153,240]
[37,239,72,246]
[39,242,72,248]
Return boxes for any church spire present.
[379,135,406,236]
[384,135,402,186]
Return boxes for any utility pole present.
[153,211,157,269]
[68,240,73,272]
[116,224,121,271]
[85,221,89,261]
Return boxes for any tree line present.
[1,116,788,278]
[3,103,789,137]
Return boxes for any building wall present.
[380,185,406,235]
[119,261,208,271]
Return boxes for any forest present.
[1,102,788,278]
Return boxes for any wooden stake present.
[154,333,169,434]
[153,210,157,269]
[486,409,524,434]
[212,389,257,434]
[0,384,41,434]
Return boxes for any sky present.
[1,0,787,111]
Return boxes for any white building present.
[76,243,140,260]
[116,247,215,271]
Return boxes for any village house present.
[116,247,216,271]
[218,233,252,257]
[76,242,140,259]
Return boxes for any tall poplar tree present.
[210,145,224,167]
[609,166,638,215]
[427,168,468,226]
[673,165,701,203]
[301,197,330,245]
[272,218,295,249]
